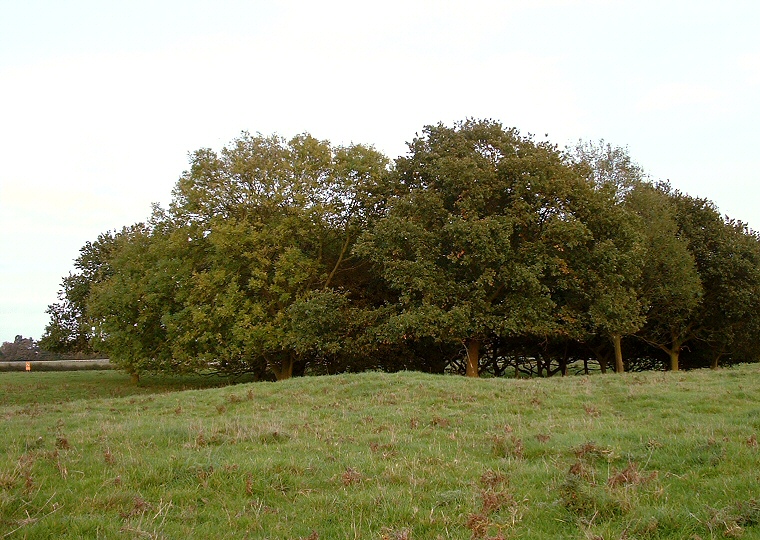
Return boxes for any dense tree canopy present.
[41,121,760,380]
[355,121,645,377]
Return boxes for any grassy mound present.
[2,367,759,538]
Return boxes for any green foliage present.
[625,183,703,370]
[70,132,392,380]
[86,223,188,376]
[42,121,760,379]
[569,138,645,199]
[672,194,760,368]
[40,231,118,355]
[356,120,649,375]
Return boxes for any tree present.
[357,119,631,377]
[88,132,392,381]
[669,195,760,369]
[568,141,647,373]
[570,139,644,200]
[43,124,760,380]
[0,335,40,361]
[558,195,645,374]
[627,183,702,371]
[709,221,760,366]
[82,223,184,381]
[40,232,118,355]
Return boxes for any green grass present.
[0,370,257,407]
[2,366,760,539]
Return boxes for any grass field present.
[1,366,760,539]
[0,371,257,407]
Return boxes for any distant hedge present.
[0,359,112,372]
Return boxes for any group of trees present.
[0,335,99,362]
[41,120,760,380]
[1,336,45,362]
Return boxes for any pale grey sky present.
[2,0,759,340]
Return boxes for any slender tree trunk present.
[711,350,725,370]
[130,372,140,384]
[324,228,352,289]
[611,334,625,373]
[560,357,568,377]
[590,345,608,374]
[598,357,607,374]
[560,343,569,376]
[465,339,480,378]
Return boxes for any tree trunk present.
[669,349,679,372]
[293,358,307,377]
[711,350,725,370]
[559,357,568,377]
[272,356,294,381]
[590,344,608,374]
[611,334,624,373]
[598,357,607,374]
[130,372,140,384]
[561,343,569,376]
[465,339,480,378]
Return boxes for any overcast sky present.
[2,0,759,341]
